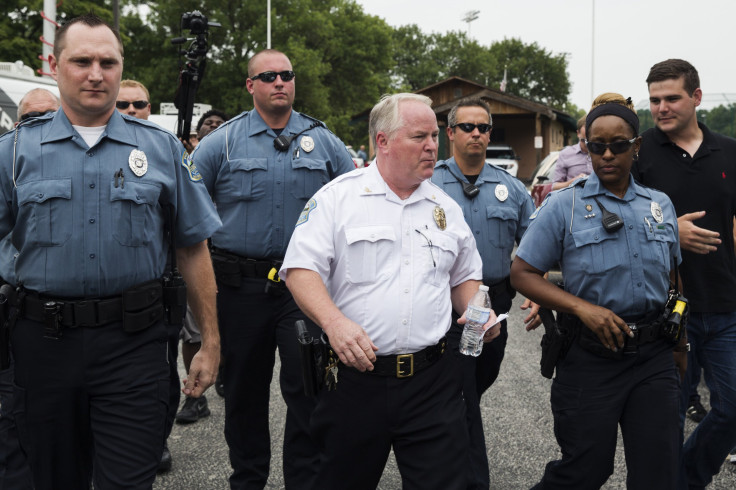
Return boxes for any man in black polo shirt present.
[632,58,736,488]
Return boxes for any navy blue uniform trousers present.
[533,339,680,490]
[11,318,170,490]
[217,278,320,490]
[446,290,512,490]
[311,350,469,490]
[0,358,33,489]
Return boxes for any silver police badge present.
[495,184,509,202]
[300,136,315,153]
[651,201,663,223]
[129,149,148,177]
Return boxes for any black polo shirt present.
[632,123,736,312]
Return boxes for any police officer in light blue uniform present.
[432,98,538,489]
[0,15,222,489]
[511,94,687,489]
[191,48,355,489]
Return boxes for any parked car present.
[485,145,519,177]
[346,145,365,168]
[528,151,560,207]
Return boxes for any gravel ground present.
[155,291,736,489]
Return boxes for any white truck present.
[0,61,59,133]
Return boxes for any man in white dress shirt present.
[280,93,499,490]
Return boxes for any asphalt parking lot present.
[154,292,736,489]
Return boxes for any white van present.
[0,61,59,133]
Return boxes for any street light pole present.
[267,0,271,49]
[462,10,480,37]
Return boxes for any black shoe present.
[215,369,225,398]
[175,395,211,424]
[158,445,172,473]
[686,399,708,423]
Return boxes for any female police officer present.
[510,94,688,489]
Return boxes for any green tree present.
[637,109,654,133]
[120,0,393,144]
[703,104,736,137]
[0,0,114,73]
[489,38,570,110]
[391,27,498,91]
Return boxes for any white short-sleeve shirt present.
[280,163,482,355]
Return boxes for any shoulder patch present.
[183,152,202,182]
[296,198,317,226]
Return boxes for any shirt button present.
[89,218,95,223]
[89,254,95,259]
[637,282,642,287]
[475,230,480,235]
[474,208,478,212]
[634,253,638,258]
[87,152,94,157]
[682,153,687,158]
[89,183,95,189]
[402,319,408,325]
[404,288,409,293]
[404,259,409,265]
[629,225,633,229]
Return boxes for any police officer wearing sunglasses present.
[511,93,687,489]
[431,98,538,489]
[190,49,354,489]
[116,79,152,120]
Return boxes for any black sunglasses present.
[585,138,637,155]
[452,123,492,134]
[19,110,54,122]
[116,100,149,110]
[250,70,295,83]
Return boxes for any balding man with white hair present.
[280,93,500,489]
[15,88,59,124]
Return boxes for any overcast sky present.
[355,0,736,110]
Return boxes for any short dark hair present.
[646,59,700,96]
[196,110,230,131]
[54,14,123,59]
[447,98,492,128]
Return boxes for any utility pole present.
[462,10,480,37]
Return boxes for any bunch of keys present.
[324,360,338,391]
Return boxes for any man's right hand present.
[323,318,378,372]
[678,211,721,254]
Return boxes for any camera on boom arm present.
[171,11,220,143]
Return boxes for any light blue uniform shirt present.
[516,172,681,318]
[0,110,221,297]
[191,109,355,259]
[432,158,534,284]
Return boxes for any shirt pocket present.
[643,221,676,273]
[224,158,268,202]
[345,225,395,284]
[16,178,72,246]
[290,158,329,200]
[570,226,623,275]
[426,232,459,287]
[110,181,161,247]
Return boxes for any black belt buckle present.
[43,301,62,340]
[623,323,639,355]
[396,353,414,378]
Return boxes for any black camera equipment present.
[172,11,220,143]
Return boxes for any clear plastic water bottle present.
[459,285,492,356]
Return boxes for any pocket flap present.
[571,226,617,247]
[229,158,268,172]
[486,205,516,221]
[17,178,71,205]
[345,225,395,245]
[110,181,160,204]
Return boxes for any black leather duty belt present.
[21,279,163,330]
[210,247,282,279]
[367,337,447,378]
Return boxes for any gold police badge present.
[433,206,446,230]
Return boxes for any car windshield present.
[486,149,515,159]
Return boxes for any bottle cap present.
[479,285,489,292]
